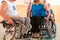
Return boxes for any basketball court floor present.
[0,22,60,40]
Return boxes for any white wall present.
[15,0,60,5]
[47,0,60,5]
[0,0,60,5]
[15,0,32,5]
[0,0,3,4]
[15,0,24,5]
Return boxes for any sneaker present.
[44,35,51,39]
[32,33,40,38]
[51,34,56,38]
[24,34,30,38]
[15,33,23,39]
[15,34,20,39]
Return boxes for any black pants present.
[30,16,45,33]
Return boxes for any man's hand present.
[45,16,49,21]
[7,18,14,24]
[44,4,50,21]
[45,17,48,21]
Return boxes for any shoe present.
[15,34,20,39]
[23,34,30,38]
[15,34,23,39]
[32,33,40,38]
[44,35,51,39]
[51,34,56,38]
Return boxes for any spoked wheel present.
[10,20,23,40]
[3,25,17,40]
[52,24,56,34]
[2,20,22,40]
[10,24,17,40]
[51,22,56,37]
[49,20,56,38]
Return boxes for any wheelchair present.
[49,17,56,37]
[0,18,32,40]
[0,20,24,40]
[31,16,56,40]
[39,17,56,38]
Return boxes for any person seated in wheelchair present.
[47,3,55,25]
[27,0,52,38]
[47,3,56,35]
[0,0,31,39]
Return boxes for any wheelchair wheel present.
[0,20,16,40]
[9,24,17,40]
[38,19,48,38]
[49,19,56,35]
[2,20,23,40]
[50,20,56,38]
[51,22,56,34]
[11,20,24,40]
[3,24,17,40]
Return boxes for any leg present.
[31,16,41,38]
[11,17,31,38]
[31,16,41,33]
[24,17,32,34]
[45,20,52,37]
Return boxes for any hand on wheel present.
[7,18,14,25]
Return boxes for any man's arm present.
[44,4,50,20]
[0,1,14,24]
[27,1,32,17]
[51,9,55,18]
[52,13,54,18]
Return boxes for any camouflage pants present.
[11,17,32,35]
